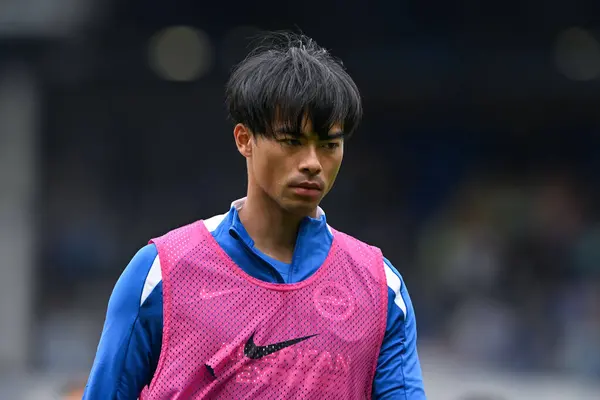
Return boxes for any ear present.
[233,123,253,158]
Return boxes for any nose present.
[298,145,322,176]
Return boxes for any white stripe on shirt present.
[140,255,162,306]
[384,261,407,318]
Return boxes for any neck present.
[237,186,316,262]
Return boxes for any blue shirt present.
[84,201,426,399]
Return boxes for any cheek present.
[323,152,343,189]
[253,146,288,190]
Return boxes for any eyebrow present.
[323,131,345,140]
[274,129,345,140]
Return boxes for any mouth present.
[289,181,323,198]
[291,182,322,191]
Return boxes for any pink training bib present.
[140,220,388,400]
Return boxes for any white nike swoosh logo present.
[198,288,239,299]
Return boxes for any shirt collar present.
[226,197,331,248]
[230,197,326,219]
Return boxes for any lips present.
[291,182,323,191]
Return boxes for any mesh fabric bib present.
[140,220,387,400]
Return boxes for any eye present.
[281,138,303,147]
[321,142,341,150]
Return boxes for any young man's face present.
[236,118,344,216]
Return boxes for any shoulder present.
[152,213,228,242]
[111,244,161,310]
[331,227,383,254]
[150,215,229,259]
[151,211,231,247]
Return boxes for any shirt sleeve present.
[83,244,164,400]
[373,257,426,399]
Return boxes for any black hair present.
[225,31,363,139]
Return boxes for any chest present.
[164,261,386,398]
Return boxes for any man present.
[83,32,426,399]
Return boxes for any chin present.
[280,197,321,217]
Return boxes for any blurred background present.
[1,0,600,399]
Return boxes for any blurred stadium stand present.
[1,0,600,398]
